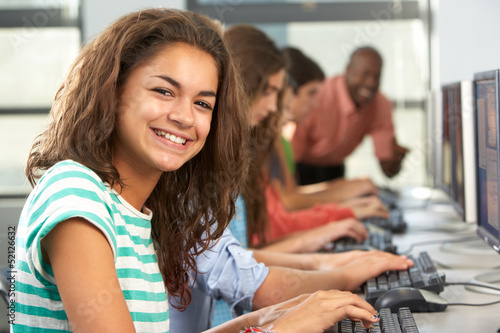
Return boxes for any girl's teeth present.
[155,130,186,145]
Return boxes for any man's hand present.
[380,140,409,178]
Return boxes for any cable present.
[412,187,451,210]
[408,222,473,233]
[430,258,455,270]
[431,258,500,270]
[447,299,500,307]
[446,281,500,292]
[398,236,478,255]
[434,260,500,270]
[444,282,500,307]
[421,190,438,210]
[393,192,435,211]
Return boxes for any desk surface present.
[389,189,500,333]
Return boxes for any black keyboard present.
[330,307,419,333]
[364,251,446,305]
[363,208,407,233]
[377,187,399,209]
[328,224,396,254]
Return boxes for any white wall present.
[82,0,186,42]
[437,0,500,85]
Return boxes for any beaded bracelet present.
[240,325,275,333]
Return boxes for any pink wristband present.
[240,325,275,333]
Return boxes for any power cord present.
[398,236,478,255]
[407,222,473,233]
[445,282,500,307]
[429,258,500,270]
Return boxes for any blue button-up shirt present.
[169,196,269,333]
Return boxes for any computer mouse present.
[374,287,448,313]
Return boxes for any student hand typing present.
[336,251,414,291]
[262,290,380,332]
[205,291,379,333]
[328,177,378,199]
[300,177,378,202]
[295,218,368,253]
[341,195,390,220]
[310,250,380,271]
[262,218,368,253]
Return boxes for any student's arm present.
[266,185,358,240]
[262,218,368,253]
[251,249,377,272]
[205,291,379,333]
[278,177,378,209]
[42,218,136,333]
[275,180,389,220]
[339,196,390,220]
[295,177,377,198]
[251,251,412,309]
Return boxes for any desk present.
[391,191,500,333]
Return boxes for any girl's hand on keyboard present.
[262,218,368,254]
[336,251,414,290]
[264,290,379,333]
[313,250,375,270]
[341,195,390,220]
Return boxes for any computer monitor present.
[460,81,478,224]
[426,90,442,188]
[409,89,457,214]
[474,69,500,252]
[469,69,500,294]
[441,81,477,223]
[441,89,453,199]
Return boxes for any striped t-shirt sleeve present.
[14,160,169,332]
[22,161,118,288]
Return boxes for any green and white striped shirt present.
[12,160,169,332]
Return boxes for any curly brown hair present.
[25,8,250,310]
[224,24,286,246]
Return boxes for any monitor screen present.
[474,69,500,253]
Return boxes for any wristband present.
[240,325,275,333]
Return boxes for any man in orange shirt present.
[292,46,409,185]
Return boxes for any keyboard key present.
[418,252,436,273]
[398,271,412,287]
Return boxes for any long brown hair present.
[224,24,286,246]
[26,8,250,310]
